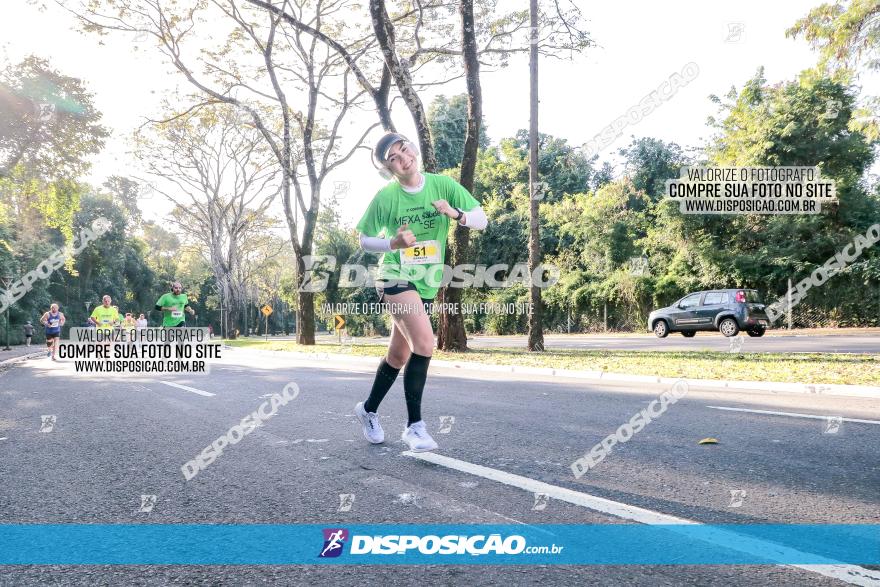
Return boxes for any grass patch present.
[224,339,879,386]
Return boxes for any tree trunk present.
[438,0,483,352]
[369,0,437,172]
[527,0,544,352]
[222,275,240,339]
[295,253,316,345]
[225,306,239,339]
[298,293,315,344]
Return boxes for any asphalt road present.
[346,332,880,354]
[1,348,878,586]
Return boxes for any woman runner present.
[353,132,487,452]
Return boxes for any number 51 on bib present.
[400,240,441,265]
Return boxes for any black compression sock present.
[363,359,401,413]
[404,352,432,426]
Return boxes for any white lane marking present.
[0,437,6,441]
[706,405,880,425]
[157,381,215,397]
[403,451,880,586]
[405,451,692,524]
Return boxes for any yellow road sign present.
[335,315,345,331]
[261,304,273,317]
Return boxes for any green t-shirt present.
[90,305,119,331]
[156,292,189,327]
[356,173,480,299]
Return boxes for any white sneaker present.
[401,421,439,452]
[355,401,384,444]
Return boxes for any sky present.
[3,0,877,229]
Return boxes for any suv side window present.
[679,293,702,309]
[704,292,728,305]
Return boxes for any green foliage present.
[103,176,143,227]
[469,65,880,332]
[471,132,595,286]
[644,70,879,321]
[619,138,688,202]
[0,56,108,179]
[313,194,388,336]
[788,0,880,76]
[701,70,879,287]
[483,284,529,335]
[708,69,873,179]
[427,94,489,171]
[511,130,595,203]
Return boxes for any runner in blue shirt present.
[39,303,65,361]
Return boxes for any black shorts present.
[376,281,433,311]
[45,333,59,342]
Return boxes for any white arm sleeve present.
[359,233,392,253]
[462,206,488,230]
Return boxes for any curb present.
[0,351,48,367]
[231,347,880,400]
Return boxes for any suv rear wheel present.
[747,327,765,337]
[719,317,739,337]
[653,320,669,338]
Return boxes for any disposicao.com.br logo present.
[319,529,562,558]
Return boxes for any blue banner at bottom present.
[0,524,877,565]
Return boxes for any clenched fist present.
[432,200,455,217]
[391,223,417,250]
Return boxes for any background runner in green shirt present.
[155,281,195,327]
[89,295,119,332]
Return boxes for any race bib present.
[400,240,440,265]
[101,318,111,324]
[171,310,184,318]
[49,319,59,328]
